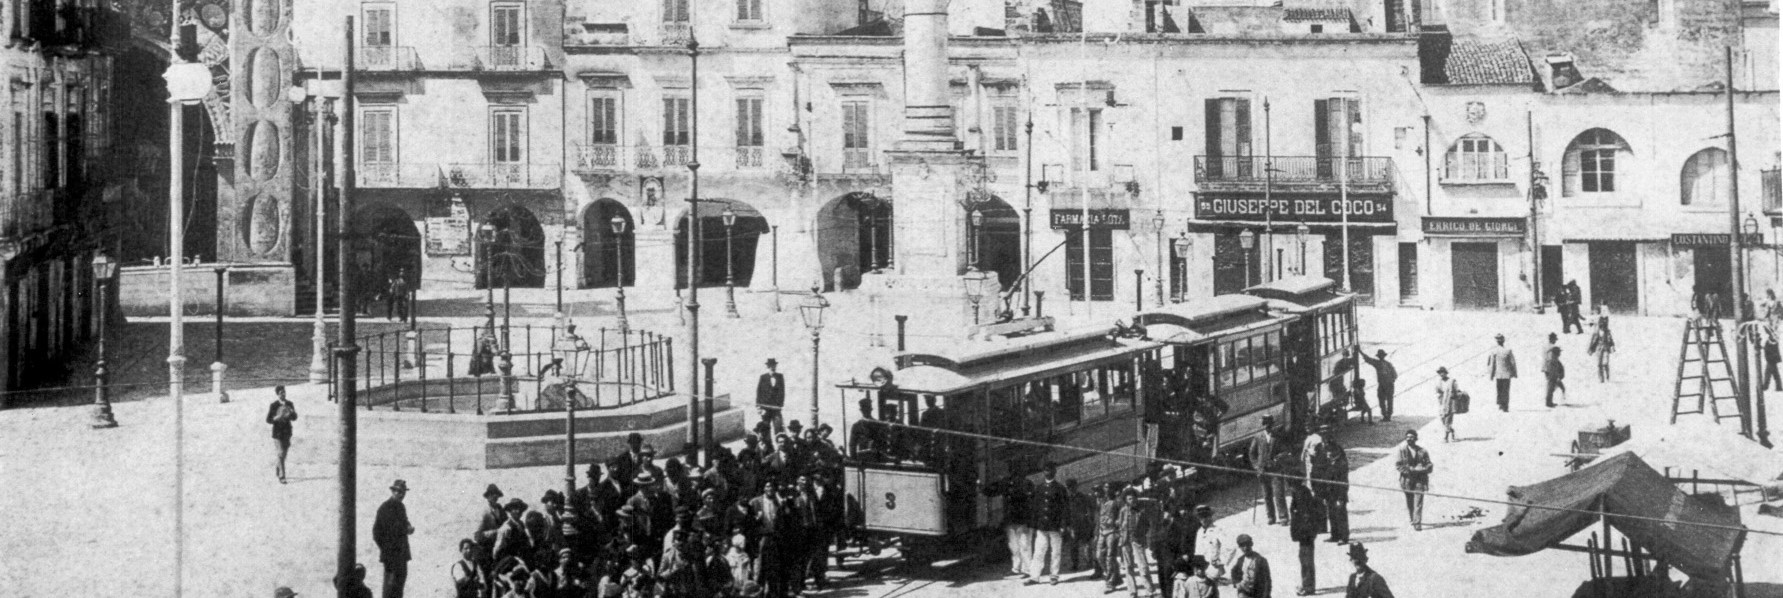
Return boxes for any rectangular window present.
[1203,97,1252,177]
[992,105,1019,152]
[361,108,397,163]
[1070,107,1102,172]
[12,111,22,194]
[589,97,618,145]
[490,108,525,164]
[491,3,523,46]
[1315,97,1363,178]
[1582,149,1615,193]
[737,0,762,21]
[1398,242,1418,301]
[735,97,763,147]
[662,97,690,146]
[1065,228,1114,301]
[842,99,871,169]
[362,4,393,47]
[664,0,690,23]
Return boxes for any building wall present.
[1434,0,1744,92]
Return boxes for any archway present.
[581,199,636,288]
[674,199,767,289]
[352,204,423,292]
[478,205,547,289]
[970,196,1021,291]
[816,192,893,291]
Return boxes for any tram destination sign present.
[1195,195,1394,223]
[1421,217,1527,236]
[1049,209,1131,229]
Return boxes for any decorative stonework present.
[220,0,295,262]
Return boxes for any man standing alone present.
[373,480,414,598]
[1486,334,1518,412]
[756,359,786,436]
[1542,333,1566,408]
[265,385,297,483]
[1360,350,1398,422]
[1394,431,1432,531]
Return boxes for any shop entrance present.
[1450,242,1499,310]
[1692,247,1733,316]
[1588,242,1639,314]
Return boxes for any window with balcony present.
[664,0,690,23]
[1562,128,1629,197]
[1315,97,1363,178]
[1067,107,1104,173]
[663,97,691,166]
[1680,148,1729,206]
[491,107,525,164]
[737,0,763,22]
[1443,134,1509,182]
[360,108,397,184]
[489,2,524,68]
[577,95,621,170]
[363,4,393,47]
[1204,97,1252,179]
[842,99,872,170]
[735,96,764,168]
[992,105,1020,153]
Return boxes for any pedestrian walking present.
[1027,464,1068,585]
[372,479,414,598]
[1118,489,1161,598]
[1542,333,1566,408]
[1486,333,1517,412]
[1308,433,1349,544]
[1097,484,1126,592]
[984,470,1034,578]
[1288,479,1323,596]
[1342,544,1394,598]
[1394,431,1432,531]
[1174,556,1217,598]
[1433,367,1459,443]
[1190,504,1232,582]
[387,268,410,323]
[1560,280,1584,334]
[756,359,786,436]
[265,385,297,483]
[1249,416,1289,525]
[1587,316,1617,383]
[1360,350,1397,421]
[1765,329,1782,391]
[1230,534,1271,598]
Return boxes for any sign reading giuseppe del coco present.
[1195,195,1394,223]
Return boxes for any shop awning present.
[1463,452,1745,581]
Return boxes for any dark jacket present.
[372,497,411,563]
[1345,568,1395,598]
[1232,551,1272,598]
[756,372,785,408]
[1288,484,1325,543]
[1311,442,1350,502]
[266,399,297,440]
[984,477,1033,527]
[1030,479,1069,531]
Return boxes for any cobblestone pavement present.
[3,288,1781,597]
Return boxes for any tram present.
[1132,294,1298,469]
[1242,275,1361,426]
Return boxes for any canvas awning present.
[1464,453,1745,581]
[1597,420,1783,499]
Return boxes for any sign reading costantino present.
[1195,195,1394,223]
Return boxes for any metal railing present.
[842,148,876,172]
[443,163,563,189]
[565,23,632,47]
[335,325,677,414]
[735,146,765,169]
[358,46,420,71]
[474,45,549,70]
[659,23,692,45]
[572,144,777,174]
[357,162,442,188]
[572,143,626,171]
[1194,155,1394,185]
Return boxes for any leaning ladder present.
[1670,318,1746,428]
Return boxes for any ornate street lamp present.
[553,325,592,500]
[164,53,214,598]
[1239,229,1257,288]
[722,206,741,319]
[1152,211,1167,307]
[1295,223,1311,276]
[970,208,985,272]
[1172,237,1193,302]
[90,252,118,429]
[963,268,991,325]
[478,222,498,337]
[799,287,829,428]
[610,216,630,334]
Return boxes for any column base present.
[211,362,229,403]
[91,404,119,429]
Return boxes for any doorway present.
[1588,242,1639,314]
[1450,242,1499,309]
[581,199,635,289]
[479,205,547,289]
[1540,245,1564,306]
[1693,247,1733,316]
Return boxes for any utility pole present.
[1727,47,1758,443]
[685,31,703,449]
[335,17,362,598]
[1528,111,1542,311]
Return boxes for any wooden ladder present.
[1670,318,1746,427]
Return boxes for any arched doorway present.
[353,204,423,293]
[815,192,892,291]
[478,205,547,289]
[675,199,767,289]
[970,196,1021,291]
[581,199,636,289]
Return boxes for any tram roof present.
[1135,294,1291,345]
[880,326,1160,395]
[1242,276,1352,312]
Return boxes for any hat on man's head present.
[1194,504,1214,515]
[390,479,409,492]
[788,419,804,431]
[816,423,833,434]
[1376,349,1388,358]
[541,490,564,505]
[766,358,778,367]
[1236,534,1253,547]
[858,398,873,410]
[484,483,503,499]
[1261,415,1276,424]
[274,588,299,598]
[1494,333,1506,340]
[504,498,528,512]
[627,432,644,445]
[634,471,658,486]
[1188,555,1209,571]
[640,444,657,455]
[1347,542,1370,561]
[1436,366,1449,374]
[744,433,760,445]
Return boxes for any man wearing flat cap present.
[372,479,414,598]
[1191,504,1234,583]
[757,358,786,436]
[1230,534,1272,598]
[848,398,887,461]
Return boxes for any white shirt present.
[1194,522,1234,580]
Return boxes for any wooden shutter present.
[1203,98,1221,158]
[1313,99,1330,158]
[1235,99,1251,156]
[1562,146,1580,197]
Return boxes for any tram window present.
[1219,343,1235,389]
[1234,339,1253,385]
[1056,376,1083,427]
[1109,366,1135,414]
[1262,332,1278,376]
[989,387,1020,439]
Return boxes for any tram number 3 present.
[884,492,897,511]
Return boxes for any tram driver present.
[849,398,888,462]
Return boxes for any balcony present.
[1194,155,1394,193]
[474,46,550,71]
[735,146,765,169]
[660,23,692,46]
[843,148,876,173]
[571,144,627,172]
[357,163,443,188]
[358,46,420,71]
[565,23,631,48]
[444,163,562,189]
[571,144,777,174]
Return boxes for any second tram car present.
[1243,275,1361,426]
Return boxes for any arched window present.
[1562,128,1632,196]
[1680,148,1730,206]
[1444,134,1509,181]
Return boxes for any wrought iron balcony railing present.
[1194,155,1394,186]
[570,145,779,174]
[474,46,549,71]
[735,146,765,169]
[444,163,562,189]
[565,23,632,47]
[358,46,420,71]
[357,162,444,188]
[842,148,876,172]
[659,23,692,45]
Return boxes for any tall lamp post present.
[306,95,334,385]
[611,216,630,334]
[1172,237,1192,302]
[1295,223,1310,276]
[722,206,740,318]
[554,327,591,500]
[799,287,828,428]
[163,54,213,598]
[969,208,984,271]
[1239,229,1257,288]
[90,252,117,428]
[1746,214,1771,447]
[478,223,498,337]
[963,269,990,325]
[212,266,228,403]
[1151,211,1166,307]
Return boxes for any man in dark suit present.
[756,359,786,436]
[373,479,414,598]
[612,432,647,496]
[1230,534,1271,598]
[265,385,296,483]
[1343,543,1394,598]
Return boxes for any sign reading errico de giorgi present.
[1195,195,1394,223]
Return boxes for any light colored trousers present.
[1121,540,1157,596]
[1005,524,1033,574]
[1029,529,1064,579]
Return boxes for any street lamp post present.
[163,50,214,598]
[611,216,630,334]
[90,252,117,428]
[1152,211,1166,307]
[212,266,229,403]
[963,269,990,325]
[1172,237,1192,301]
[479,223,497,338]
[1745,214,1771,447]
[1239,229,1257,288]
[1132,269,1144,311]
[723,206,740,318]
[1296,223,1310,276]
[799,288,829,428]
[307,96,333,385]
[554,239,564,320]
[969,208,984,271]
[554,326,591,501]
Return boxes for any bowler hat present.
[1436,366,1449,374]
[1194,504,1213,515]
[484,484,503,499]
[390,479,409,492]
[788,419,804,430]
[541,490,564,505]
[766,358,778,367]
[1236,534,1253,547]
[274,588,299,598]
[1376,349,1388,358]
[504,498,528,512]
[1347,542,1370,561]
